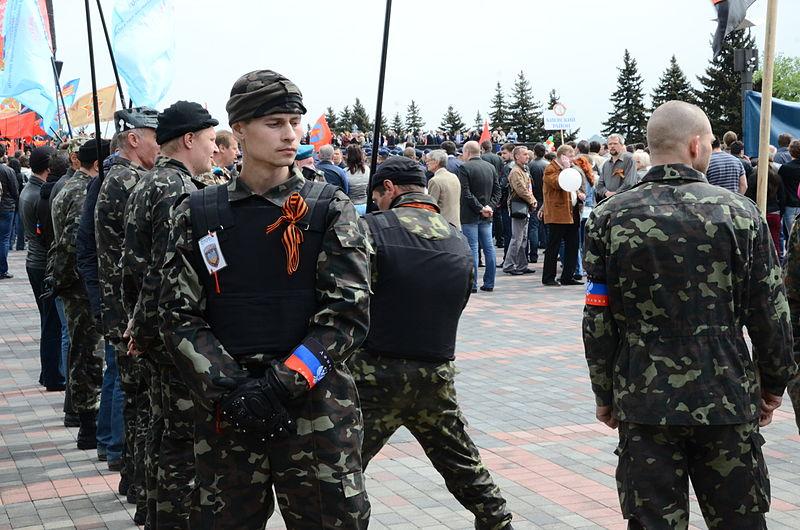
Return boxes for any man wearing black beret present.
[50,137,111,450]
[158,71,371,529]
[121,100,219,528]
[350,156,515,530]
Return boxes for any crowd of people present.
[0,72,799,530]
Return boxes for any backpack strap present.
[189,184,234,239]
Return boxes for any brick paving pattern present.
[1,250,799,529]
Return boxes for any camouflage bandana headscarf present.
[226,69,307,125]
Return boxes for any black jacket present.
[0,163,18,212]
[457,156,501,225]
[76,175,102,317]
[778,159,800,208]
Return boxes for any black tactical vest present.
[364,209,472,362]
[189,180,336,358]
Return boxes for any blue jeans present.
[528,206,542,261]
[55,297,72,414]
[12,210,24,250]
[462,221,496,289]
[782,206,800,255]
[27,267,64,388]
[96,342,124,462]
[0,210,13,275]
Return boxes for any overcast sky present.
[52,0,800,138]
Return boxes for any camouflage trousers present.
[349,352,512,530]
[788,376,800,434]
[60,291,103,413]
[131,355,150,518]
[615,422,769,529]
[145,360,195,530]
[108,337,141,489]
[190,364,370,530]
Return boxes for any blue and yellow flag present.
[0,0,58,134]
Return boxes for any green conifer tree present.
[602,49,648,145]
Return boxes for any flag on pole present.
[67,84,117,127]
[309,114,333,151]
[113,0,175,107]
[712,0,756,57]
[0,0,58,132]
[44,78,78,135]
[479,120,491,144]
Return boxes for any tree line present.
[324,29,790,146]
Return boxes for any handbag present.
[509,199,529,219]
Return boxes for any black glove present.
[39,275,55,301]
[215,369,294,441]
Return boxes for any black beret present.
[371,156,427,191]
[156,101,219,145]
[29,146,55,174]
[226,70,306,125]
[78,138,111,164]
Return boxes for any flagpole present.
[84,0,104,181]
[50,57,72,138]
[94,0,126,109]
[755,0,778,218]
[367,0,392,213]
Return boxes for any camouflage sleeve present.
[272,191,371,398]
[129,184,179,351]
[120,190,144,318]
[582,209,619,407]
[159,198,248,410]
[784,220,800,360]
[746,214,796,396]
[52,195,80,293]
[358,216,378,290]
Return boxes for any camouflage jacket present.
[361,191,472,293]
[583,164,795,426]
[159,168,370,409]
[96,157,145,340]
[783,219,800,362]
[121,157,203,360]
[50,169,92,295]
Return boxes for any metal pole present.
[95,0,125,109]
[84,0,104,181]
[755,0,778,218]
[50,57,72,138]
[367,0,392,212]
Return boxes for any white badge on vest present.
[198,231,227,274]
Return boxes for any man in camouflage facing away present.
[159,69,371,529]
[350,157,514,530]
[583,100,796,529]
[121,101,219,530]
[95,107,159,524]
[50,139,110,450]
[781,219,800,434]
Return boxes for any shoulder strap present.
[302,180,337,232]
[189,184,233,239]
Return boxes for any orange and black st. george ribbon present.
[265,192,309,275]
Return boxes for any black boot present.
[76,411,97,450]
[64,412,80,427]
[118,474,131,497]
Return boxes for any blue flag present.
[112,0,175,107]
[0,0,58,134]
[743,91,800,157]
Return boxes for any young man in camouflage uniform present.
[583,100,796,529]
[159,69,371,529]
[122,101,219,530]
[96,107,159,523]
[50,139,110,449]
[781,220,800,434]
[350,157,514,530]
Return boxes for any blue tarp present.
[744,90,800,157]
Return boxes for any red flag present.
[0,111,46,139]
[479,120,491,144]
[309,114,332,151]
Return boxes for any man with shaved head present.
[583,101,796,529]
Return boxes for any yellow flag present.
[67,85,118,127]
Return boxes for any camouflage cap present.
[60,136,90,155]
[114,106,159,132]
[226,69,307,125]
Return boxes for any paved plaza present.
[1,249,799,529]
